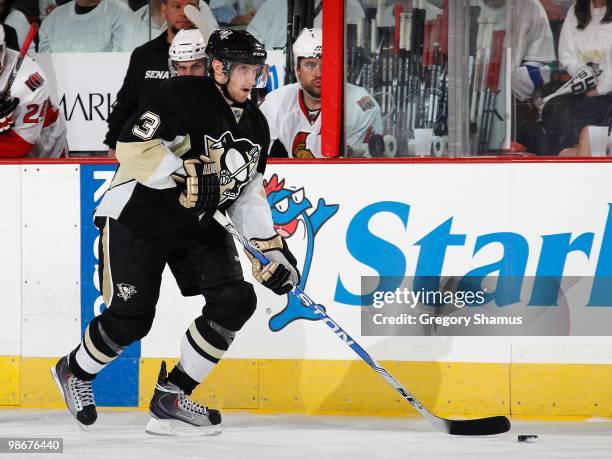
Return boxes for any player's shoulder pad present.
[347,83,378,112]
[15,55,48,96]
[264,83,300,104]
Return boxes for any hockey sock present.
[70,320,125,381]
[176,317,236,389]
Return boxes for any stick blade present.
[184,4,212,43]
[447,416,510,436]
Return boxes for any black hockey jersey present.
[104,32,172,150]
[95,76,274,247]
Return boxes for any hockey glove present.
[0,97,19,133]
[247,235,300,295]
[171,155,220,220]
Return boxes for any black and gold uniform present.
[54,30,300,432]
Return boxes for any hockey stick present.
[184,4,212,43]
[396,9,408,148]
[412,4,426,130]
[304,0,314,29]
[478,29,504,152]
[533,65,601,121]
[286,0,299,84]
[469,18,492,141]
[354,19,365,85]
[401,10,413,142]
[472,19,494,151]
[213,210,511,436]
[0,22,38,100]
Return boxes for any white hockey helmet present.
[292,28,322,70]
[169,28,207,76]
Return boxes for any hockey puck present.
[517,435,538,442]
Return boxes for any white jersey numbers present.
[132,111,161,140]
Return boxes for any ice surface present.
[0,410,611,458]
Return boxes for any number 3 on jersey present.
[132,111,161,140]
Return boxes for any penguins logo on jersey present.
[204,132,261,204]
[116,283,137,301]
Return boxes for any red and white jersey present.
[260,82,381,158]
[29,96,67,159]
[0,50,67,158]
[259,82,323,158]
[345,84,383,153]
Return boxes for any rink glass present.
[343,0,577,157]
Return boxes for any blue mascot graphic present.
[264,174,338,331]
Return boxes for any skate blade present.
[145,417,222,437]
[50,366,90,432]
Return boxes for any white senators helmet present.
[168,28,207,76]
[292,28,322,70]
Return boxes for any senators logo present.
[356,95,376,112]
[291,132,315,159]
[25,73,45,92]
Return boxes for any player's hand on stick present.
[247,235,300,295]
[0,97,19,133]
[172,155,220,220]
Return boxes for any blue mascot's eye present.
[291,188,304,204]
[274,197,289,213]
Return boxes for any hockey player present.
[469,0,555,152]
[0,27,67,158]
[168,28,207,77]
[259,28,382,158]
[467,0,556,101]
[104,0,202,158]
[51,29,299,436]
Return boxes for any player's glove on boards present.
[0,97,19,133]
[247,235,300,295]
[172,155,220,220]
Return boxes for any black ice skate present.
[145,361,221,436]
[50,355,97,430]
